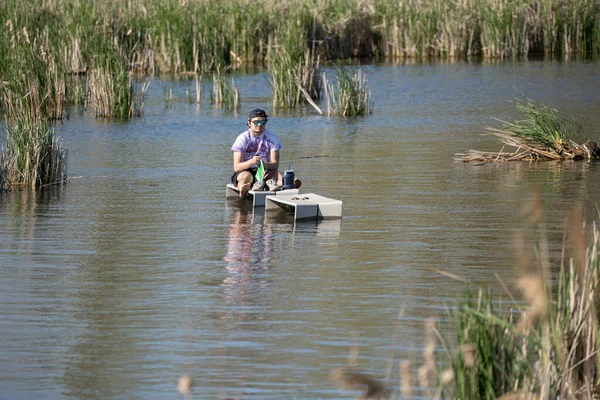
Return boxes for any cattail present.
[400,360,412,398]
[7,20,15,48]
[461,343,476,367]
[517,274,547,331]
[440,368,454,384]
[22,27,30,44]
[522,185,543,225]
[497,391,536,400]
[418,318,437,388]
[40,45,48,62]
[177,375,193,398]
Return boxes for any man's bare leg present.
[236,171,253,198]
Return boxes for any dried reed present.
[88,52,135,119]
[2,106,68,189]
[458,99,599,163]
[268,17,321,110]
[440,190,600,398]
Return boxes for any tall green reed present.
[2,106,68,188]
[441,192,600,399]
[88,46,136,119]
[322,64,373,116]
[329,190,600,399]
[269,16,321,109]
[0,14,68,190]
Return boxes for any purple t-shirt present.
[231,129,282,169]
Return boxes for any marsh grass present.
[211,73,240,110]
[438,190,600,399]
[2,107,67,189]
[322,65,373,117]
[500,99,585,155]
[269,16,321,109]
[1,0,599,127]
[331,189,600,399]
[458,99,599,163]
[163,83,176,109]
[0,151,8,191]
[88,51,136,119]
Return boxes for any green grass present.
[269,15,321,109]
[440,198,600,399]
[322,64,373,117]
[498,99,586,157]
[2,107,68,188]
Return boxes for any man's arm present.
[262,149,280,170]
[233,151,260,173]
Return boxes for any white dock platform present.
[265,193,343,220]
[226,183,299,207]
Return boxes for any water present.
[1,59,600,399]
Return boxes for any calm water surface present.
[1,59,600,399]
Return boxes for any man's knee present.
[237,171,253,184]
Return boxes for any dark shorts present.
[230,169,278,185]
[230,168,258,185]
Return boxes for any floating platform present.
[265,193,343,220]
[226,183,299,208]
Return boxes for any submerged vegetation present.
[458,99,600,162]
[330,190,600,399]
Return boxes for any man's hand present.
[251,155,261,165]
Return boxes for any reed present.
[329,191,600,399]
[163,83,176,109]
[441,193,600,399]
[211,73,240,111]
[269,15,321,109]
[88,50,136,119]
[502,99,584,155]
[322,65,373,117]
[458,99,599,163]
[2,0,600,84]
[1,106,68,189]
[0,151,8,192]
[1,19,67,120]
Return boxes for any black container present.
[282,169,295,190]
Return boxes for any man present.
[231,108,301,198]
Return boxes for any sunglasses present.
[251,119,267,126]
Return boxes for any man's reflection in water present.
[222,209,274,320]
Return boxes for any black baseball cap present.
[248,108,268,120]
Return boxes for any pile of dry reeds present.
[457,99,600,163]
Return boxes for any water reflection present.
[222,209,275,321]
